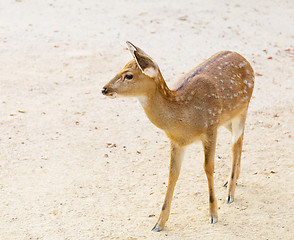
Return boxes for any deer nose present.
[102,87,108,95]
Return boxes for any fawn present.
[102,42,254,231]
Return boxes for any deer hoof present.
[152,224,163,232]
[226,195,234,204]
[209,215,218,224]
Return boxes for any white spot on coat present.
[239,61,247,68]
[187,95,193,101]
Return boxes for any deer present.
[102,41,254,232]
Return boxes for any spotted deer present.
[102,42,254,231]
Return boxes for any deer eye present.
[125,74,133,80]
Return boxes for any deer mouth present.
[102,87,118,98]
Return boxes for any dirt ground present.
[0,0,293,239]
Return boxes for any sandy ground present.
[0,0,294,239]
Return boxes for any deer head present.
[102,41,160,97]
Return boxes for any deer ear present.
[134,51,157,78]
[126,41,157,78]
[126,41,150,58]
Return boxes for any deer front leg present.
[202,130,218,224]
[152,142,185,232]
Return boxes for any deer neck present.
[137,73,177,130]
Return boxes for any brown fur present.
[102,42,254,231]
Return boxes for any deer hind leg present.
[152,142,185,232]
[226,112,247,204]
[222,122,232,188]
[202,129,218,224]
